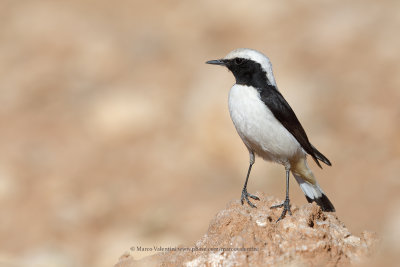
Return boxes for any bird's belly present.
[228,85,303,164]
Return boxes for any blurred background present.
[0,0,399,266]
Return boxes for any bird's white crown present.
[224,48,276,86]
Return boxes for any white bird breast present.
[228,84,304,165]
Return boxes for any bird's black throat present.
[225,58,276,91]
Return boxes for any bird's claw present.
[271,198,292,222]
[240,189,260,208]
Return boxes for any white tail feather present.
[292,173,323,200]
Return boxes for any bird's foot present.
[271,198,292,222]
[240,188,260,208]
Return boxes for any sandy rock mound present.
[115,193,377,266]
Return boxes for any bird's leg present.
[271,167,292,222]
[241,152,260,208]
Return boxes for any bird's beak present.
[206,59,226,66]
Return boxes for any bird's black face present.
[206,57,270,89]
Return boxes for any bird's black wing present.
[259,87,331,168]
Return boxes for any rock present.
[114,193,378,267]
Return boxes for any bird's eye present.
[234,58,244,65]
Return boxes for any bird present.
[206,48,335,222]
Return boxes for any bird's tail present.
[292,173,335,212]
